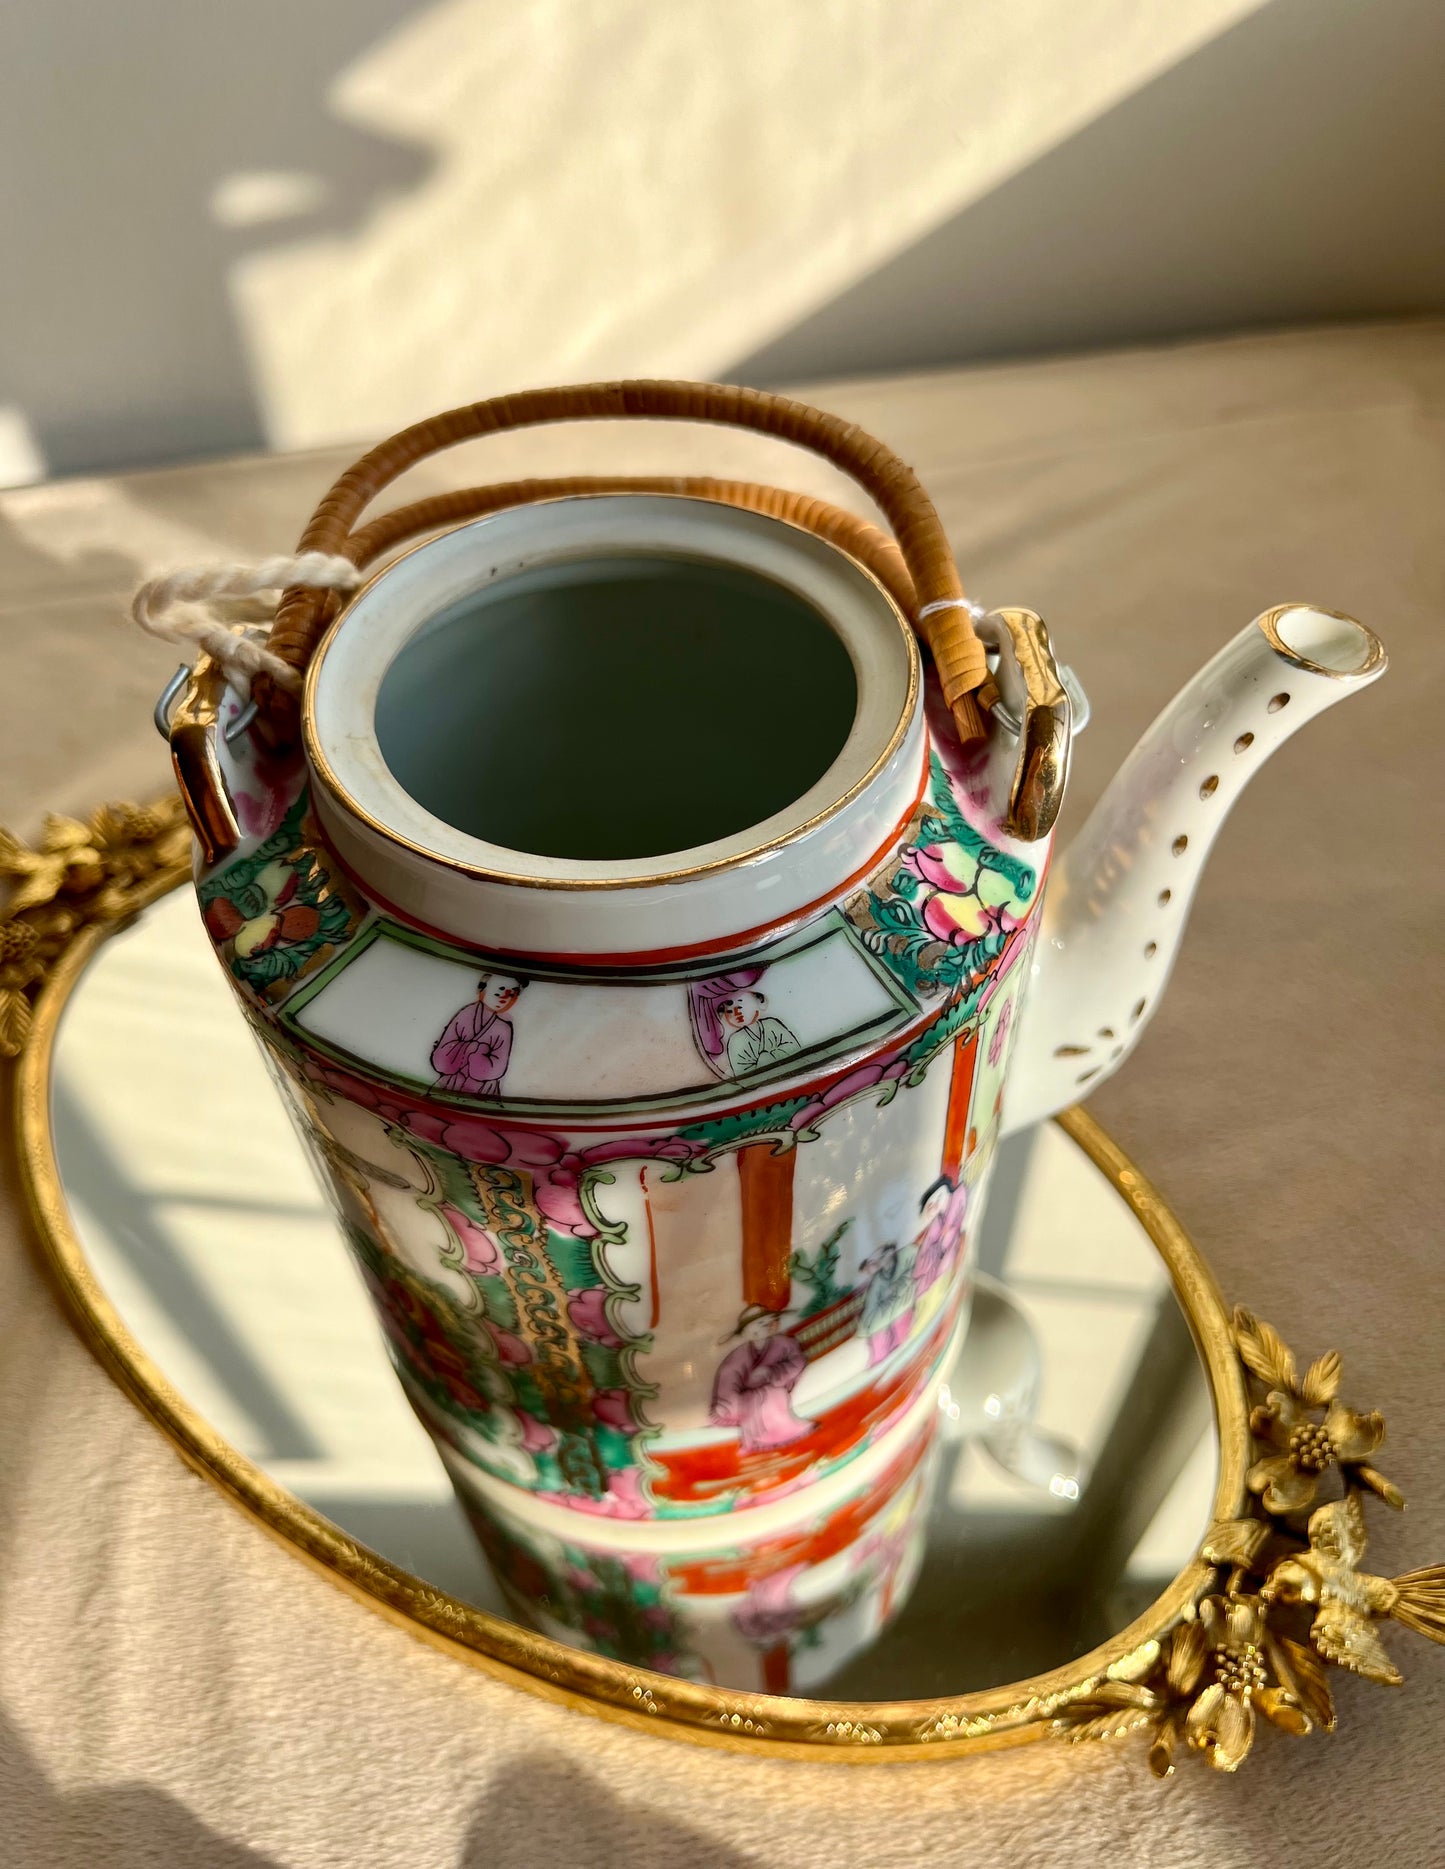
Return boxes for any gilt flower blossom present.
[1247,1388,1394,1515]
[1152,1596,1306,1774]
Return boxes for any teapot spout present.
[1005,604,1386,1133]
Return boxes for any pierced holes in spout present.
[1131,998,1147,1023]
[1076,1067,1102,1085]
[1097,1027,1115,1040]
[1158,889,1172,907]
[1144,941,1158,959]
[1172,834,1188,857]
[1234,732,1254,754]
[1054,1044,1091,1058]
[1199,775,1219,799]
[1111,1046,1124,1061]
[1268,693,1291,713]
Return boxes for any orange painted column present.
[737,1143,797,1311]
[762,1642,792,1695]
[941,1030,979,1185]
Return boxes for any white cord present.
[917,596,989,623]
[131,553,364,696]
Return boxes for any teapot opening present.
[1259,603,1385,679]
[305,494,922,951]
[373,554,858,863]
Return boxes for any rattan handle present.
[263,380,989,741]
[345,476,916,617]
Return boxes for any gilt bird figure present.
[1264,1492,1445,1685]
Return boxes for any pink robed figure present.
[859,1241,915,1366]
[733,1565,809,1644]
[431,973,524,1097]
[911,1176,969,1296]
[710,1309,815,1454]
[688,968,763,1076]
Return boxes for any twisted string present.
[131,553,363,696]
[917,596,989,624]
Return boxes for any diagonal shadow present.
[732,0,1445,386]
[2,1710,764,1867]
[457,1756,761,1869]
[52,1076,325,1460]
[0,1702,279,1868]
[0,0,437,478]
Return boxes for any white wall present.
[0,0,1266,480]
[11,0,1445,480]
[737,0,1445,383]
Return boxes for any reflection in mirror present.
[51,889,1216,1698]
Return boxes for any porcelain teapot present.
[161,382,1386,1538]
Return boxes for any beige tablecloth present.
[2,321,1442,1866]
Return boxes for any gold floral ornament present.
[1148,1594,1312,1775]
[1056,1591,1313,1777]
[1053,1309,1445,1776]
[1236,1310,1403,1514]
[0,800,189,1057]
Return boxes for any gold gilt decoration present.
[1054,1308,1445,1774]
[1238,1310,1403,1513]
[0,799,190,1057]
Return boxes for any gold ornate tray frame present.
[5,797,1442,1771]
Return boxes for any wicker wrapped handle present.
[262,379,990,742]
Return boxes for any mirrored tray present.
[10,805,1442,1769]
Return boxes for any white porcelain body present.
[192,496,1052,1529]
[183,490,1384,1538]
[304,497,927,958]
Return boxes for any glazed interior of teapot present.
[372,552,860,862]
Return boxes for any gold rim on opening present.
[302,496,923,893]
[1255,602,1387,682]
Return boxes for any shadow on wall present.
[0,0,434,479]
[732,0,1445,384]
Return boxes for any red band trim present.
[322,755,930,973]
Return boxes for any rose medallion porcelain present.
[156,384,1387,1554]
[456,1344,949,1695]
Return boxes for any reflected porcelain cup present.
[173,487,1385,1531]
